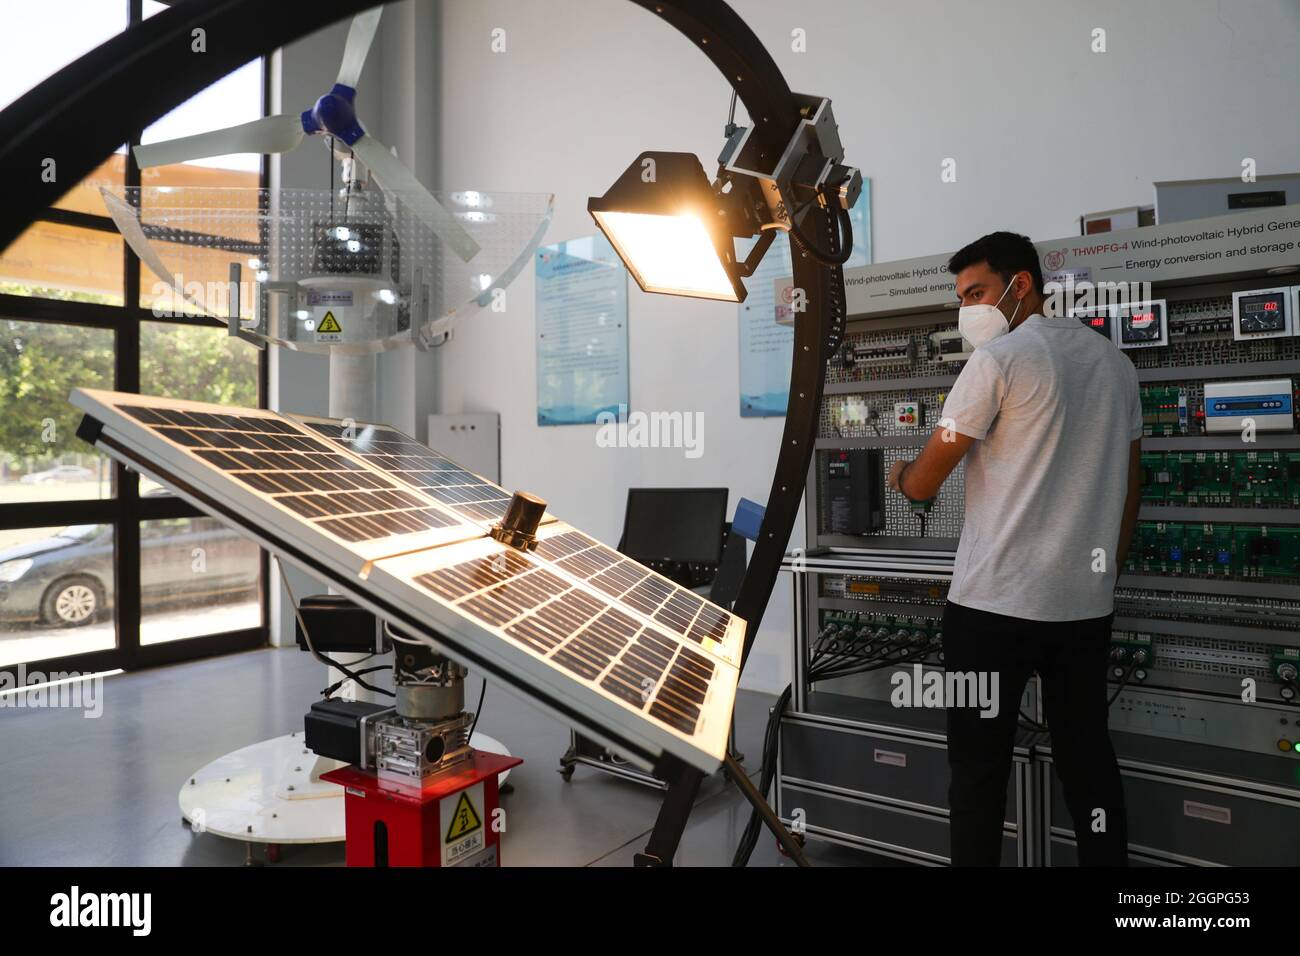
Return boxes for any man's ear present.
[1012,270,1030,299]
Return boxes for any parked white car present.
[18,465,96,485]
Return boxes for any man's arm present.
[887,426,977,501]
[1115,437,1142,572]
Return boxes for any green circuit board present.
[1183,522,1236,576]
[1140,386,1187,437]
[1129,521,1187,574]
[1233,451,1293,507]
[1126,520,1300,580]
[820,610,940,643]
[1140,452,1171,502]
[1139,450,1300,507]
[1235,526,1300,579]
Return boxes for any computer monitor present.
[620,487,728,567]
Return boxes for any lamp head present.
[588,151,756,303]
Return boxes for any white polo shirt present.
[939,313,1142,621]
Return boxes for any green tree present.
[0,317,258,464]
[140,323,258,407]
[0,320,114,461]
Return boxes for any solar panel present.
[371,525,732,742]
[109,401,478,565]
[291,417,515,525]
[288,413,743,668]
[71,388,744,772]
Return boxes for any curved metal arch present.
[0,0,843,668]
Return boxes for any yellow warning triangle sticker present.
[317,311,342,333]
[445,791,483,842]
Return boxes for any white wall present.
[267,1,1300,677]
[430,0,1299,692]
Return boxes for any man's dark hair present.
[947,231,1044,295]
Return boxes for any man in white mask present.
[886,231,1142,867]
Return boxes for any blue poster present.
[738,182,871,417]
[535,234,629,426]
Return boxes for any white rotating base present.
[178,730,514,850]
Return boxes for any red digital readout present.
[1262,301,1279,311]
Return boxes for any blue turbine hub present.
[301,84,365,146]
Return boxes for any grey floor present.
[0,646,876,866]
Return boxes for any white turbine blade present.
[99,188,213,316]
[352,135,481,262]
[335,8,383,88]
[133,114,305,168]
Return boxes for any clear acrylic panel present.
[103,185,554,354]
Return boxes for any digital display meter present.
[1070,304,1115,343]
[1232,288,1292,341]
[1116,299,1168,350]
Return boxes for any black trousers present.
[941,599,1128,866]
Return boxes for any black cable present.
[732,635,939,865]
[468,677,487,740]
[344,145,353,220]
[1107,657,1139,706]
[274,555,394,699]
[322,664,390,699]
[1019,657,1140,731]
[787,190,853,266]
[732,685,791,866]
[328,134,335,226]
[725,752,809,866]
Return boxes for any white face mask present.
[958,275,1022,348]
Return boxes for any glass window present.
[138,0,263,190]
[0,0,269,671]
[0,523,116,667]
[0,1,128,110]
[0,1,130,217]
[140,321,259,404]
[52,154,128,219]
[0,223,124,306]
[139,516,260,645]
[0,321,115,503]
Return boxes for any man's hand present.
[887,459,909,495]
[888,427,978,501]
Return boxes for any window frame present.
[0,0,271,678]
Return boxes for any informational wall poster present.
[535,233,629,426]
[739,182,871,417]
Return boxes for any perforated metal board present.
[70,388,743,773]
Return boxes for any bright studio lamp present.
[590,108,861,305]
[588,151,754,302]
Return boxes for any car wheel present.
[42,576,104,627]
